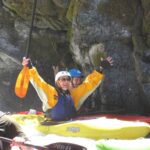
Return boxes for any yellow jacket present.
[27,67,104,112]
[71,70,104,110]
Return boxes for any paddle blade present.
[15,67,30,98]
[47,142,87,150]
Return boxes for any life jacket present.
[46,89,76,121]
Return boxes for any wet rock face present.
[0,0,149,114]
[143,50,150,63]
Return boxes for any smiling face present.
[56,76,71,90]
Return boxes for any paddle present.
[45,142,87,150]
[15,0,37,98]
[0,136,87,150]
[0,136,48,150]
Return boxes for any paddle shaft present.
[25,0,37,57]
[14,0,37,98]
[0,136,48,150]
[0,136,87,150]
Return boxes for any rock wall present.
[0,0,149,114]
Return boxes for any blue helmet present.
[69,68,84,78]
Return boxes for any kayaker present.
[69,68,84,88]
[68,68,91,114]
[22,57,76,121]
[22,56,112,121]
[0,112,28,150]
[52,67,98,114]
[68,56,113,114]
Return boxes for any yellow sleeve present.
[70,70,104,110]
[29,67,58,111]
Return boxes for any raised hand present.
[22,57,33,68]
[22,57,30,66]
[52,65,59,76]
[105,56,114,66]
[96,56,114,73]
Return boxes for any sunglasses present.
[59,77,71,82]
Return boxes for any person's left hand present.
[96,56,114,73]
[11,137,26,149]
[100,56,114,68]
[105,56,114,66]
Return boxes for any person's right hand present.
[22,57,30,67]
[52,65,59,76]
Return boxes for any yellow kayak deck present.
[10,114,150,140]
